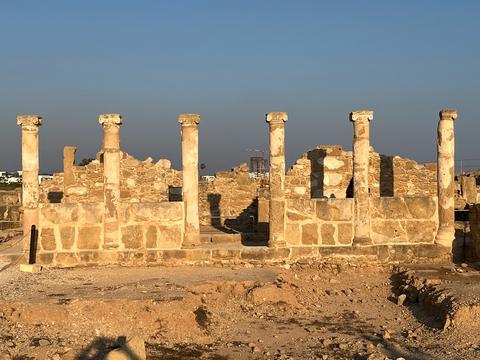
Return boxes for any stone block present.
[321,224,335,245]
[370,198,409,219]
[158,224,182,248]
[371,220,407,244]
[60,226,75,250]
[55,252,79,267]
[40,227,56,251]
[78,203,104,224]
[316,199,353,221]
[145,225,158,249]
[40,204,79,224]
[405,220,437,243]
[121,225,144,249]
[19,264,42,273]
[337,223,353,245]
[77,226,102,250]
[404,197,437,219]
[37,253,54,265]
[285,223,301,245]
[301,223,318,245]
[123,202,183,223]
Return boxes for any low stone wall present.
[285,198,354,246]
[0,190,22,230]
[370,197,438,244]
[37,201,184,266]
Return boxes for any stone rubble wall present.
[468,204,480,259]
[37,201,184,267]
[39,152,182,204]
[285,145,437,199]
[369,197,438,244]
[0,189,22,231]
[199,163,266,230]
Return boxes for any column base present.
[434,227,455,248]
[352,236,372,246]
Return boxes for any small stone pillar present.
[17,115,43,246]
[99,113,123,249]
[350,110,374,246]
[266,112,288,248]
[435,109,458,247]
[178,113,201,248]
[63,146,77,189]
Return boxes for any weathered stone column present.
[63,146,77,189]
[350,110,374,246]
[266,112,288,248]
[435,109,458,248]
[179,113,201,248]
[17,115,43,246]
[99,113,123,249]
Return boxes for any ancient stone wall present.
[370,197,438,244]
[468,204,480,260]
[39,152,182,204]
[0,190,22,231]
[285,145,437,200]
[199,163,266,231]
[37,201,184,266]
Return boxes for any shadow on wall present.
[47,191,63,203]
[380,155,394,197]
[308,148,327,198]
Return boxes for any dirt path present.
[0,261,479,359]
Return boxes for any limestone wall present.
[285,145,437,199]
[285,198,354,246]
[40,152,182,204]
[199,163,266,230]
[0,190,22,231]
[37,201,184,266]
[370,197,438,244]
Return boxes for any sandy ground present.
[0,260,479,360]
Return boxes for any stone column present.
[17,115,43,246]
[179,113,201,248]
[99,113,123,249]
[63,146,77,189]
[435,109,458,247]
[350,110,374,246]
[266,112,288,248]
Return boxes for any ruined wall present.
[370,197,438,244]
[40,152,182,204]
[285,145,437,199]
[199,163,266,230]
[468,204,480,260]
[37,201,184,266]
[0,190,22,231]
[285,198,354,246]
[284,196,438,247]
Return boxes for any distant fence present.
[457,158,480,174]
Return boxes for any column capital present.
[350,110,373,123]
[99,113,123,126]
[16,115,43,128]
[178,113,201,126]
[439,109,458,121]
[266,112,288,124]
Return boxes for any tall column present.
[99,113,123,249]
[178,113,201,248]
[266,112,288,248]
[63,146,77,189]
[435,109,458,247]
[350,110,374,246]
[17,115,43,247]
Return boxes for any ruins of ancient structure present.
[7,109,466,267]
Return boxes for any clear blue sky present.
[0,1,478,173]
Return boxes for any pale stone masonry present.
[99,113,123,249]
[178,113,201,248]
[435,109,458,248]
[17,115,42,247]
[63,146,77,191]
[350,110,374,246]
[266,112,288,248]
